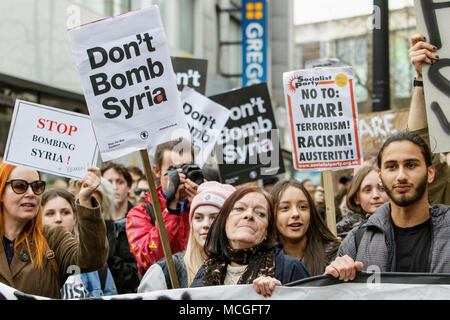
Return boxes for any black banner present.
[209,83,285,186]
[171,56,208,94]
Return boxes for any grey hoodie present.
[337,202,450,273]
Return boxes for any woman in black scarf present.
[190,186,309,297]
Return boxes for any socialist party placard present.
[209,83,285,186]
[171,57,208,94]
[283,67,363,171]
[180,87,230,167]
[68,6,189,162]
[3,100,99,179]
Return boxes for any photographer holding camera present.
[126,138,204,276]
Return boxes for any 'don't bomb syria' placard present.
[283,67,363,171]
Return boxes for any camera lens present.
[188,170,204,185]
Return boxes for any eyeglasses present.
[134,188,149,195]
[6,179,46,195]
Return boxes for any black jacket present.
[190,247,309,287]
[105,201,141,294]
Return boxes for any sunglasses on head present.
[6,179,46,195]
[134,188,149,195]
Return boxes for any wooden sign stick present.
[139,149,180,289]
[322,170,337,236]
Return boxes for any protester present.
[324,34,450,280]
[134,176,150,206]
[191,186,309,297]
[301,179,315,196]
[41,188,117,298]
[408,33,450,205]
[271,179,340,276]
[127,138,199,276]
[101,162,134,220]
[70,175,140,294]
[325,132,450,280]
[127,166,144,205]
[0,163,107,298]
[336,166,389,239]
[138,181,236,292]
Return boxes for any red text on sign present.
[37,119,78,136]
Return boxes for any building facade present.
[294,5,417,114]
[0,0,295,177]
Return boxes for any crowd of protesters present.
[0,33,449,299]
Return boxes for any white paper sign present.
[68,6,189,162]
[414,0,450,153]
[179,87,230,167]
[3,100,99,179]
[283,67,363,171]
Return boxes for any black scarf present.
[201,243,275,286]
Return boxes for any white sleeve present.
[137,264,168,293]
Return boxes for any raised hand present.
[78,167,101,208]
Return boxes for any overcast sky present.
[294,0,414,25]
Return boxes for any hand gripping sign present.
[68,6,189,162]
[283,67,363,171]
[3,100,99,179]
[69,6,189,289]
[414,0,450,153]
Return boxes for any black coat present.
[190,247,309,287]
[105,202,141,294]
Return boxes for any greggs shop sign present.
[242,0,267,87]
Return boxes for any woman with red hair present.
[0,163,108,299]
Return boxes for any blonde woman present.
[138,181,236,291]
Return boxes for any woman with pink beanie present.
[137,181,236,291]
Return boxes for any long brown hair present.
[0,163,46,269]
[270,179,340,276]
[204,186,276,261]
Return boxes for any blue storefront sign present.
[241,0,267,87]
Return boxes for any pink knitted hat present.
[189,181,236,222]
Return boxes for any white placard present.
[3,100,99,179]
[179,87,230,167]
[414,0,450,153]
[68,6,189,162]
[283,67,363,171]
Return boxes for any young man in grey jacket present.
[325,131,450,280]
[325,33,450,281]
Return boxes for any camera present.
[167,163,204,186]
